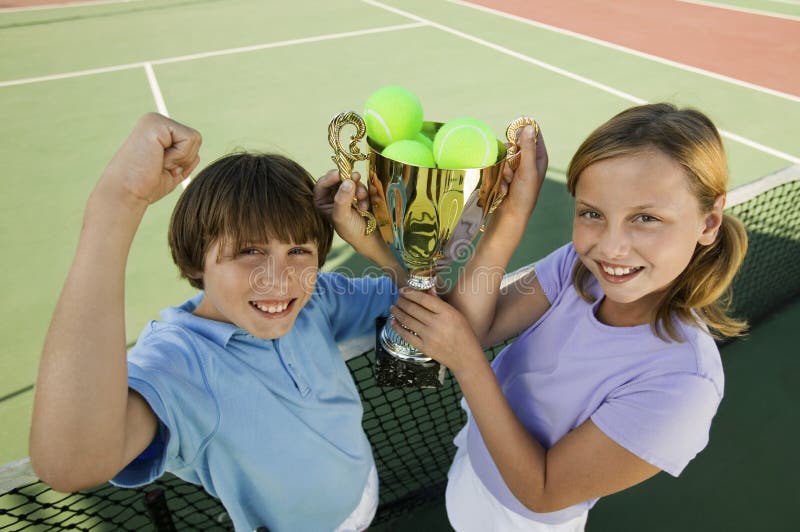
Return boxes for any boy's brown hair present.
[168,153,333,289]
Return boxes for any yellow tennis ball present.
[364,86,424,147]
[420,121,438,140]
[433,117,499,169]
[414,132,434,150]
[382,139,436,168]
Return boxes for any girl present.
[387,104,748,531]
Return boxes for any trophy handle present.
[487,116,540,214]
[328,111,377,235]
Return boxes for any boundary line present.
[144,62,168,116]
[363,0,800,165]
[448,0,800,103]
[143,62,194,189]
[365,2,647,102]
[0,22,425,88]
[677,0,800,21]
[0,0,143,13]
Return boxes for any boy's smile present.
[249,299,293,316]
[192,239,319,339]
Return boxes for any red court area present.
[0,0,78,5]
[470,0,800,97]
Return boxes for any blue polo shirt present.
[111,272,397,532]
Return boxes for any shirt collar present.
[160,292,242,347]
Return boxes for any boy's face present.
[192,238,319,339]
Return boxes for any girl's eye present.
[635,214,659,223]
[239,248,262,256]
[579,210,601,220]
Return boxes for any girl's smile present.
[596,261,645,284]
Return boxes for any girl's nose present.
[598,224,631,259]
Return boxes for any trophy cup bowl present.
[329,112,538,387]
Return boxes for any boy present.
[30,113,404,531]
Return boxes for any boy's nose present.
[249,258,293,295]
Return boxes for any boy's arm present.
[444,125,550,345]
[314,171,408,287]
[29,113,202,493]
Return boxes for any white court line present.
[364,1,646,103]
[143,63,168,116]
[0,62,142,87]
[143,63,191,188]
[677,0,800,20]
[0,22,425,88]
[0,0,143,13]
[363,0,800,165]
[144,63,192,188]
[448,0,800,104]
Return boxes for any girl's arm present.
[29,113,202,492]
[445,126,551,346]
[390,291,661,512]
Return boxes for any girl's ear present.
[698,195,725,246]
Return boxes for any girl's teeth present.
[602,265,639,276]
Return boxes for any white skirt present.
[445,433,588,532]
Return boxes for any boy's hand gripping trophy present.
[328,111,378,235]
[329,111,538,388]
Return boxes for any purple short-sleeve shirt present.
[465,243,724,524]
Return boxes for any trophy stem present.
[406,274,436,291]
[380,273,435,363]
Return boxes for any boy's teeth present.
[255,301,289,313]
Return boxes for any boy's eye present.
[579,210,601,220]
[289,247,313,256]
[239,248,263,256]
[635,214,659,223]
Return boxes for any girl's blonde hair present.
[566,103,748,341]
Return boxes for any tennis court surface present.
[1,0,798,530]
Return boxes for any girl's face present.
[572,149,722,324]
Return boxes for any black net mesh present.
[2,170,798,530]
[727,177,800,326]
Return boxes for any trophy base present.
[379,321,432,363]
[374,317,445,388]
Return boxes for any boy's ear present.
[698,194,725,246]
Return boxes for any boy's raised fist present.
[102,113,202,206]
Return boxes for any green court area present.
[1,0,798,529]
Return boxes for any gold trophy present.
[329,112,538,388]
